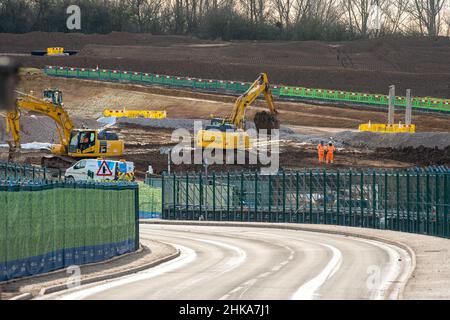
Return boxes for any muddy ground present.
[0,69,448,177]
[1,32,450,98]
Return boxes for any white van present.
[65,159,135,182]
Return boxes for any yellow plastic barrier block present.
[359,123,415,133]
[47,47,65,56]
[103,109,167,119]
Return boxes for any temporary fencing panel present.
[161,168,450,238]
[0,181,139,282]
[0,161,62,182]
[139,181,162,219]
[43,66,450,113]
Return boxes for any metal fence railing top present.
[160,167,450,239]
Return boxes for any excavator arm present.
[5,91,75,154]
[5,107,21,149]
[198,72,279,149]
[228,73,276,129]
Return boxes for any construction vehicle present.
[4,89,124,168]
[197,73,279,149]
[65,159,134,182]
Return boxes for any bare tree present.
[381,0,410,34]
[410,0,446,36]
[271,0,294,28]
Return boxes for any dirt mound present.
[3,33,450,97]
[253,111,280,132]
[376,145,450,166]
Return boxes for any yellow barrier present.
[359,123,415,133]
[47,47,65,56]
[103,109,167,119]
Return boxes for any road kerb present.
[38,249,181,297]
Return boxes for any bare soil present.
[0,55,448,176]
[1,32,450,98]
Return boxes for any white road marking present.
[356,238,411,300]
[37,243,196,300]
[219,241,295,300]
[291,242,342,300]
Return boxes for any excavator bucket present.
[253,111,280,132]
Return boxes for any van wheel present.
[66,176,75,183]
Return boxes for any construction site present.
[0,33,449,176]
[0,32,450,301]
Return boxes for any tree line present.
[1,0,449,40]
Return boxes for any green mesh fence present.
[161,169,450,239]
[0,181,139,282]
[139,181,162,219]
[0,161,62,182]
[44,65,450,113]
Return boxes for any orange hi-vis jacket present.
[317,144,325,155]
[327,145,335,155]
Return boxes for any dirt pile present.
[3,33,450,97]
[376,146,450,166]
[253,111,280,132]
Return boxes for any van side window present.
[74,160,86,169]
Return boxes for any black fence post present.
[134,184,140,251]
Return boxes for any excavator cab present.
[67,129,123,158]
[43,89,63,106]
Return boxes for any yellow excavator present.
[5,89,124,168]
[197,72,279,149]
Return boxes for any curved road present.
[42,224,412,300]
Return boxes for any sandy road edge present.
[140,220,417,300]
[6,241,180,300]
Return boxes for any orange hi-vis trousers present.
[326,152,334,163]
[318,152,324,163]
[326,146,335,163]
[317,144,325,163]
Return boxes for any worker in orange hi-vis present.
[317,141,325,164]
[326,142,336,164]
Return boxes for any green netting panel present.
[0,187,6,265]
[110,70,121,80]
[6,186,23,261]
[153,74,164,84]
[216,80,227,91]
[53,185,65,267]
[162,75,174,85]
[99,69,110,80]
[88,69,100,79]
[226,80,239,91]
[131,71,142,81]
[55,66,67,76]
[43,66,450,113]
[271,85,281,96]
[67,67,78,77]
[112,188,120,245]
[41,186,54,266]
[121,71,132,81]
[205,79,217,90]
[194,79,206,89]
[85,184,96,247]
[0,181,138,282]
[77,68,89,78]
[142,73,153,83]
[45,66,57,75]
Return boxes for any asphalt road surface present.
[41,224,412,300]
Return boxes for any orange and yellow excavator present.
[197,73,279,149]
[4,89,124,168]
